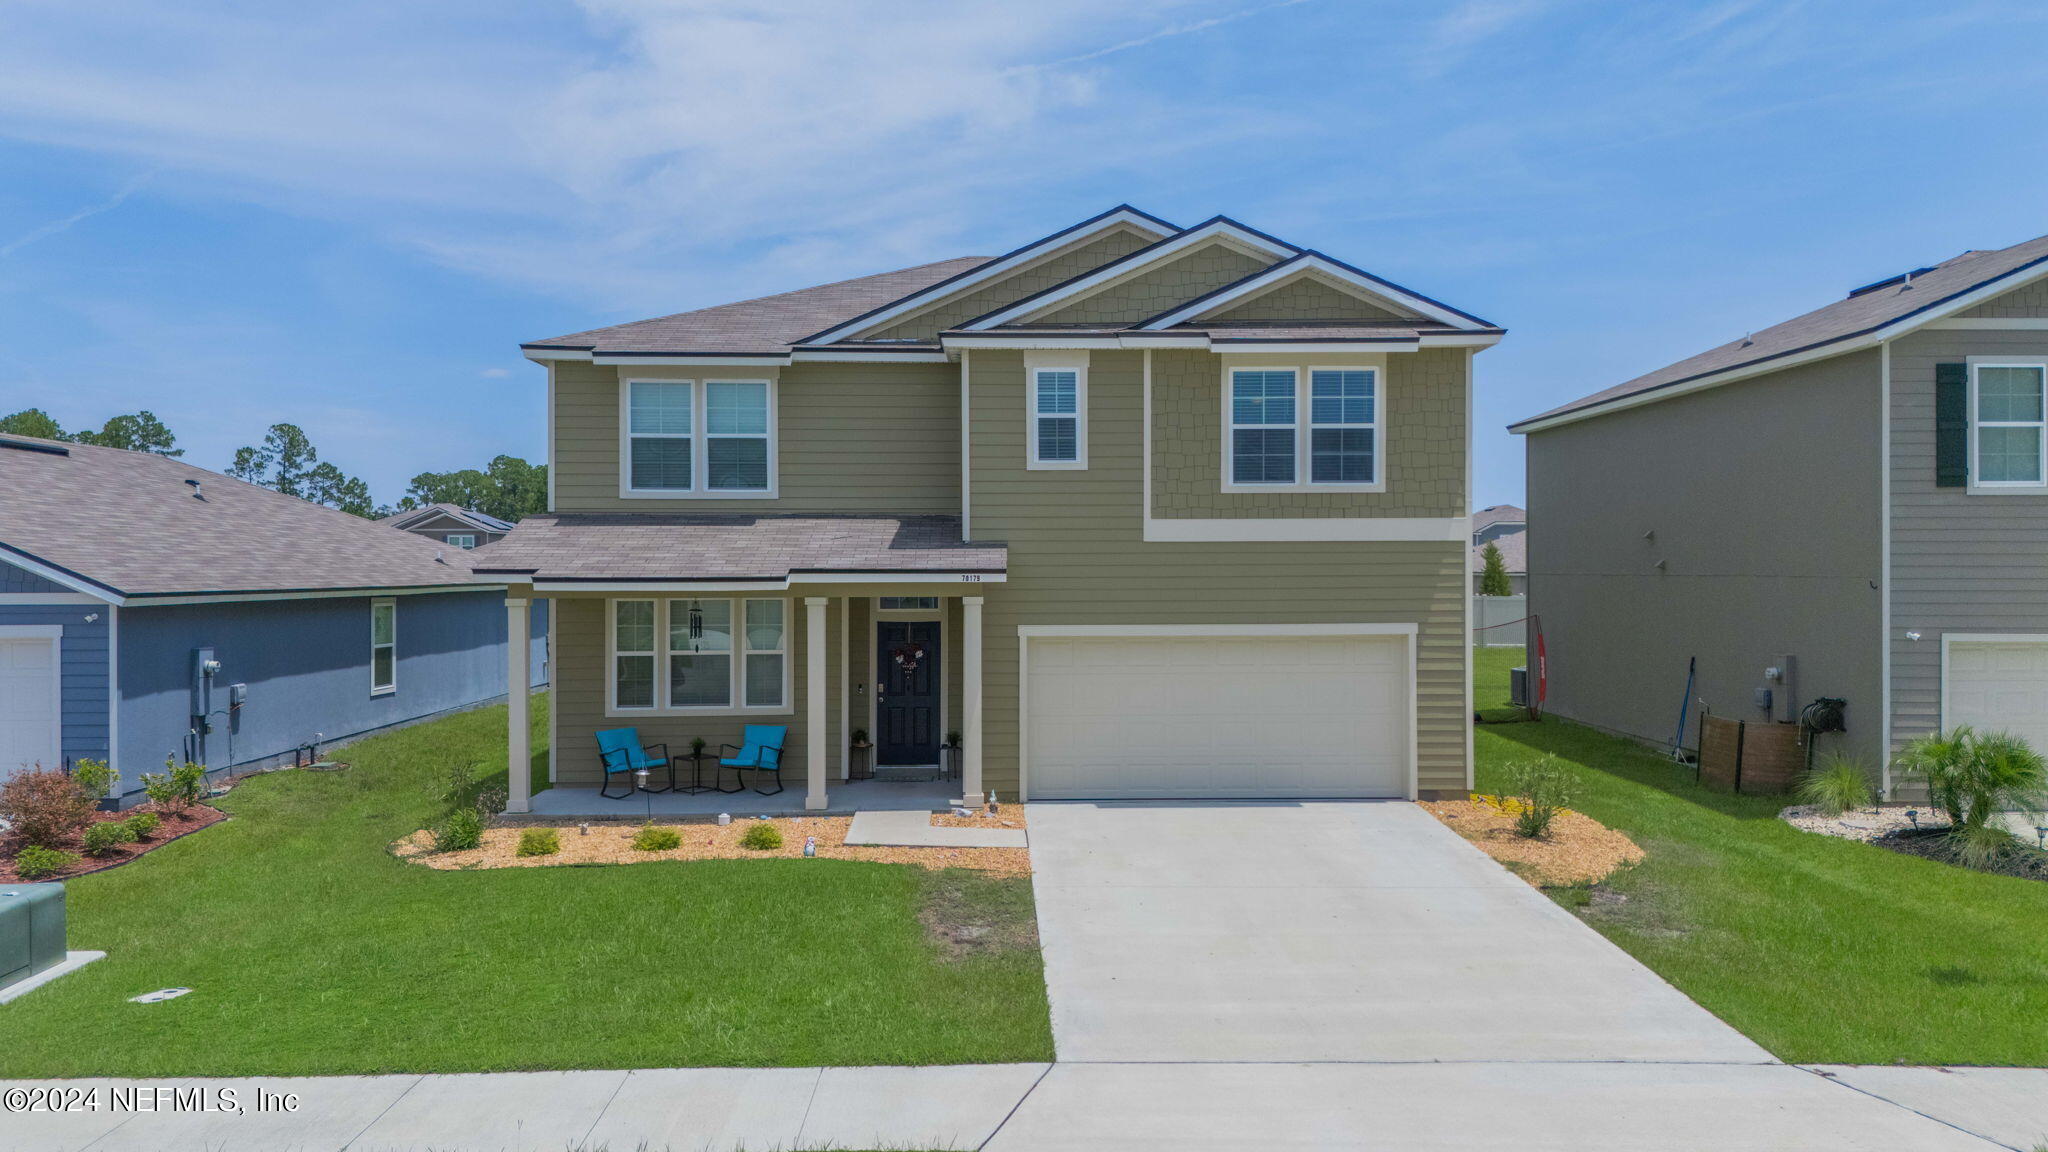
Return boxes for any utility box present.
[1509,666,1530,708]
[0,883,68,989]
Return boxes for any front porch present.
[521,776,957,819]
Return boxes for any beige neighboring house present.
[479,205,1504,811]
[381,503,515,549]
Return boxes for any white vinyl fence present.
[1473,594,1527,648]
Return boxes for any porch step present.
[871,766,942,782]
[845,809,1027,849]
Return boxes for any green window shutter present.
[1935,362,1969,488]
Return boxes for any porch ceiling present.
[470,513,1005,588]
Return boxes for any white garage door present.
[1025,634,1410,800]
[0,637,60,783]
[1946,638,2048,752]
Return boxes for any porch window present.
[1029,368,1086,468]
[627,381,693,491]
[879,596,939,611]
[612,599,657,709]
[370,598,396,695]
[1972,362,2048,487]
[610,596,791,713]
[1229,369,1297,484]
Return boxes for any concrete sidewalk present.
[6,1062,2046,1151]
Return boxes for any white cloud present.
[478,367,512,379]
[0,168,157,259]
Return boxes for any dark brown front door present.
[876,620,941,765]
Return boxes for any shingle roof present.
[1472,529,1526,575]
[471,514,1006,583]
[0,436,483,599]
[1473,504,1525,531]
[381,503,515,533]
[523,258,990,356]
[1516,233,2048,429]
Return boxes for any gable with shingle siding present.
[868,229,1156,341]
[1029,242,1273,326]
[1204,274,1406,323]
[1956,276,2048,318]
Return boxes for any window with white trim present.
[610,597,791,713]
[1029,367,1086,468]
[623,378,775,496]
[1226,366,1382,490]
[370,598,396,695]
[878,596,939,611]
[445,533,478,549]
[1972,362,2048,487]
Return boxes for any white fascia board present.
[1018,622,1419,638]
[1927,317,2048,330]
[0,548,122,603]
[596,353,790,367]
[943,335,1129,350]
[1144,254,1483,331]
[128,584,499,607]
[804,209,1177,345]
[964,220,1297,331]
[1420,333,1504,349]
[523,347,592,362]
[1208,340,1421,355]
[1142,516,1470,542]
[790,348,952,362]
[940,334,1470,355]
[532,572,1005,594]
[1516,261,2048,435]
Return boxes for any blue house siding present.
[116,589,543,793]
[0,602,111,772]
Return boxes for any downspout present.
[960,349,971,541]
[1879,339,1892,798]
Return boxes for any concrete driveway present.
[1026,800,1769,1063]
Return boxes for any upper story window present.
[445,533,478,549]
[609,596,790,714]
[1972,362,2047,489]
[1028,366,1087,469]
[623,378,776,498]
[1225,366,1382,491]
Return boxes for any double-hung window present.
[1972,362,2048,489]
[369,598,397,696]
[623,378,774,496]
[610,597,790,712]
[1028,366,1087,468]
[1226,366,1381,490]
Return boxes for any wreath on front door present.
[890,642,927,675]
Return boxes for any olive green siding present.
[869,229,1155,341]
[551,359,959,514]
[1956,278,2048,318]
[965,348,1470,798]
[1207,276,1403,323]
[1032,243,1272,326]
[1150,348,1467,519]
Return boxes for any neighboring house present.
[0,435,548,799]
[1472,503,1525,546]
[382,503,516,549]
[1474,528,1523,590]
[484,204,1503,811]
[1511,231,2048,795]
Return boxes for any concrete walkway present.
[1026,800,1766,1062]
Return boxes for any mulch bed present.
[1421,798,1644,887]
[1,804,228,883]
[1873,826,2048,883]
[394,811,1031,876]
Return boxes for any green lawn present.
[1473,646,2048,1066]
[0,695,1052,1076]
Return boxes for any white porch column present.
[805,597,829,810]
[505,596,532,814]
[960,595,984,807]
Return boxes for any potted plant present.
[850,728,871,749]
[690,736,707,756]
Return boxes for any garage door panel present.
[1027,634,1410,800]
[0,638,60,781]
[1948,639,2048,754]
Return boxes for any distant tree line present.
[1,407,544,522]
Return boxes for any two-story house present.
[381,503,515,549]
[1513,232,2048,796]
[479,206,1502,812]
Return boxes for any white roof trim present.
[1513,259,2048,435]
[803,209,1176,345]
[1142,254,1484,332]
[0,547,123,603]
[939,332,1500,354]
[963,220,1297,331]
[530,571,1007,594]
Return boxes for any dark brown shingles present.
[0,436,483,597]
[470,514,1005,582]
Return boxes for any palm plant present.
[1894,726,2048,836]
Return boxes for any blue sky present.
[4,0,2047,509]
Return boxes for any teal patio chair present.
[595,727,670,798]
[720,725,788,795]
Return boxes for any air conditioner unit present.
[1509,666,1530,708]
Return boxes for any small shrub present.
[516,827,560,857]
[80,820,137,857]
[740,822,784,851]
[434,807,485,853]
[1503,754,1577,839]
[1796,752,1875,817]
[124,811,162,840]
[70,758,115,803]
[0,767,96,848]
[14,845,77,880]
[141,757,207,811]
[633,823,682,852]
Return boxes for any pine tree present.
[1479,541,1513,597]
